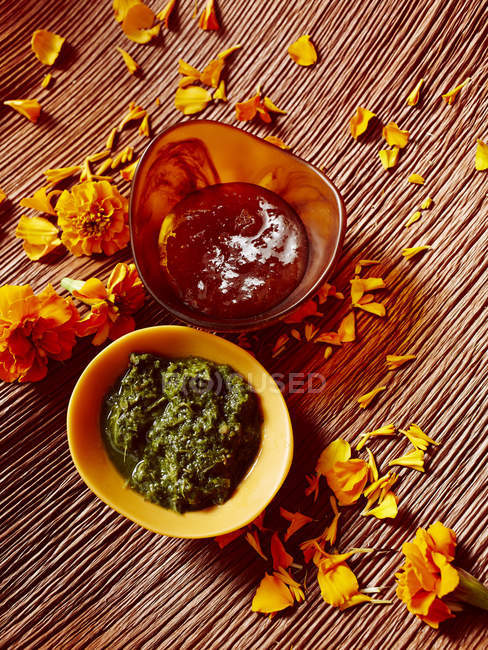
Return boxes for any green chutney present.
[102,353,262,513]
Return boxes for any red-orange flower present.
[56,180,129,256]
[0,284,79,382]
[62,263,145,345]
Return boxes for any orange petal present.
[251,573,293,613]
[217,44,241,60]
[271,532,293,570]
[264,135,289,149]
[213,80,227,102]
[283,298,321,323]
[157,0,177,27]
[235,94,260,122]
[338,312,355,343]
[316,438,351,475]
[214,528,245,548]
[4,99,41,123]
[406,78,424,106]
[199,0,220,30]
[280,508,313,541]
[287,34,317,66]
[116,46,139,74]
[31,29,65,65]
[382,122,409,148]
[200,58,224,88]
[175,86,212,115]
[19,186,59,215]
[262,96,287,115]
[178,58,201,77]
[122,3,160,43]
[15,215,62,260]
[113,0,140,22]
[350,107,375,139]
[441,78,470,105]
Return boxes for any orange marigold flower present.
[406,78,424,106]
[122,2,160,43]
[56,180,129,256]
[280,507,313,542]
[350,107,376,139]
[287,34,317,66]
[15,214,62,261]
[199,0,219,30]
[62,263,144,345]
[4,99,41,123]
[31,29,65,65]
[0,284,79,383]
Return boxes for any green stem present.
[61,277,84,294]
[452,568,488,611]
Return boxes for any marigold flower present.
[406,78,424,106]
[280,508,313,542]
[15,215,62,261]
[408,173,425,184]
[157,0,176,27]
[386,353,416,369]
[62,263,145,345]
[199,0,219,30]
[175,86,212,115]
[0,284,79,382]
[475,139,488,171]
[378,147,400,169]
[122,2,160,43]
[31,29,65,65]
[56,180,129,256]
[270,532,293,570]
[389,447,425,472]
[287,34,317,66]
[402,245,431,260]
[4,99,41,123]
[116,46,139,74]
[350,107,376,139]
[382,122,409,148]
[357,385,386,408]
[441,78,470,105]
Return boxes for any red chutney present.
[159,182,309,319]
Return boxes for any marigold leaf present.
[287,34,317,66]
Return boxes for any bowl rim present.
[129,119,347,332]
[67,325,294,538]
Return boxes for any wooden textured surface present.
[1,0,488,648]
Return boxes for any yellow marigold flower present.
[382,122,409,148]
[287,34,317,66]
[0,284,79,382]
[199,0,220,30]
[350,107,376,139]
[475,139,488,171]
[389,447,425,472]
[378,147,400,170]
[386,353,416,370]
[441,78,470,105]
[31,29,65,65]
[122,2,160,43]
[270,532,293,570]
[56,180,129,256]
[251,572,294,614]
[402,245,431,260]
[405,211,421,228]
[356,423,396,451]
[175,86,212,115]
[62,263,145,345]
[406,78,424,106]
[4,99,41,123]
[157,0,176,27]
[280,507,313,542]
[116,46,139,74]
[400,423,439,451]
[15,214,62,261]
[408,173,425,184]
[357,386,386,408]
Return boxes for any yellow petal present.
[420,197,433,209]
[364,491,398,519]
[157,0,176,27]
[31,29,65,65]
[200,58,224,88]
[357,301,386,317]
[175,86,212,115]
[405,211,421,228]
[178,59,201,77]
[316,438,351,475]
[475,139,488,171]
[350,107,376,139]
[317,563,359,607]
[15,214,62,260]
[4,99,41,123]
[139,114,150,136]
[382,122,409,148]
[338,311,355,343]
[113,0,140,22]
[116,46,139,74]
[357,386,386,408]
[386,354,416,370]
[441,78,470,105]
[251,573,293,613]
[43,165,82,185]
[399,423,439,450]
[106,127,117,150]
[264,135,289,149]
[408,173,425,184]
[389,447,425,472]
[263,96,287,115]
[122,3,160,43]
[217,44,241,60]
[120,159,139,181]
[406,79,424,106]
[41,73,52,88]
[379,147,400,169]
[19,186,59,215]
[356,423,395,451]
[325,459,369,506]
[198,0,220,30]
[287,34,317,66]
[245,530,268,560]
[402,245,431,260]
[0,188,7,203]
[366,447,378,483]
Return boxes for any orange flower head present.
[56,180,129,256]
[0,284,79,382]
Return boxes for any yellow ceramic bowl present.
[67,326,293,538]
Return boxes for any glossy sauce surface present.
[159,182,309,319]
